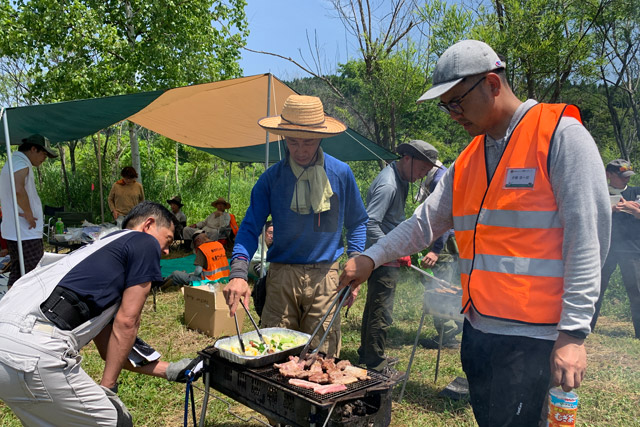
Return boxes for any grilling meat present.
[288,378,347,395]
[273,356,306,377]
[277,355,369,392]
[313,383,347,395]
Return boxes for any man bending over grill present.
[0,201,201,427]
[224,94,368,357]
[339,40,610,426]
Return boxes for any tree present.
[473,0,608,102]
[592,0,640,161]
[0,0,248,183]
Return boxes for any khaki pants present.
[261,262,341,357]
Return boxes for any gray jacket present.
[363,100,611,339]
[365,162,408,247]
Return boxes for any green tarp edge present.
[1,90,165,146]
[195,128,398,163]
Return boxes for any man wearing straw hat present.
[183,196,231,244]
[223,95,368,356]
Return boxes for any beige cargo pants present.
[261,261,341,357]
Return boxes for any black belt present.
[41,287,91,331]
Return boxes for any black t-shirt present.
[57,230,163,315]
[610,186,640,254]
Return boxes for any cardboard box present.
[184,285,245,337]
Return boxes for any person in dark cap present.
[358,139,438,374]
[340,39,610,426]
[591,159,640,338]
[166,195,186,240]
[0,134,58,287]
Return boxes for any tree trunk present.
[124,1,141,184]
[59,145,71,208]
[175,142,180,185]
[129,122,141,184]
[68,140,77,173]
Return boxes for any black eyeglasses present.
[437,76,487,114]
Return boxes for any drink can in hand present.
[546,387,578,426]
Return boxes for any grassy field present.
[1,259,639,426]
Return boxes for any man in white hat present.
[183,196,231,244]
[223,95,368,356]
[0,134,58,287]
[339,40,610,425]
[358,139,438,373]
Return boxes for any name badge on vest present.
[504,168,536,189]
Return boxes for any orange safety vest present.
[197,241,230,282]
[452,103,582,325]
[229,214,239,236]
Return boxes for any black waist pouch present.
[251,275,267,321]
[40,287,91,331]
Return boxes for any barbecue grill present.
[197,346,397,427]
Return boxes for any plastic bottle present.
[546,387,578,426]
[55,218,65,235]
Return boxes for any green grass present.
[1,266,639,426]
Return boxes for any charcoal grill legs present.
[398,310,427,401]
[198,369,211,427]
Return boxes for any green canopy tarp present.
[1,74,397,162]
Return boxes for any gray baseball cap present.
[606,159,635,177]
[396,140,440,167]
[417,40,505,103]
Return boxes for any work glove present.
[100,385,133,427]
[166,356,204,383]
[397,256,412,267]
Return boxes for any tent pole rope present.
[344,130,391,166]
[1,108,26,276]
[227,161,232,201]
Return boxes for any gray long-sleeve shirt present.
[365,162,409,247]
[363,100,611,339]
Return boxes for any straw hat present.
[211,197,231,209]
[258,95,347,139]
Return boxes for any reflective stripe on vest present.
[452,103,581,325]
[197,241,230,282]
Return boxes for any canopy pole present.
[259,74,274,275]
[96,132,105,223]
[1,108,25,276]
[227,161,232,201]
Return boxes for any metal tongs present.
[239,296,270,351]
[409,264,457,290]
[233,313,246,355]
[299,285,352,362]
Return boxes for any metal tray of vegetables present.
[213,327,311,367]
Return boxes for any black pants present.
[358,265,399,370]
[591,252,640,338]
[7,238,44,287]
[461,320,554,427]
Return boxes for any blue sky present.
[239,1,357,80]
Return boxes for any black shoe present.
[419,337,460,350]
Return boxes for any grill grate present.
[250,363,386,403]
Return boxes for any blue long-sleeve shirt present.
[232,153,368,265]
